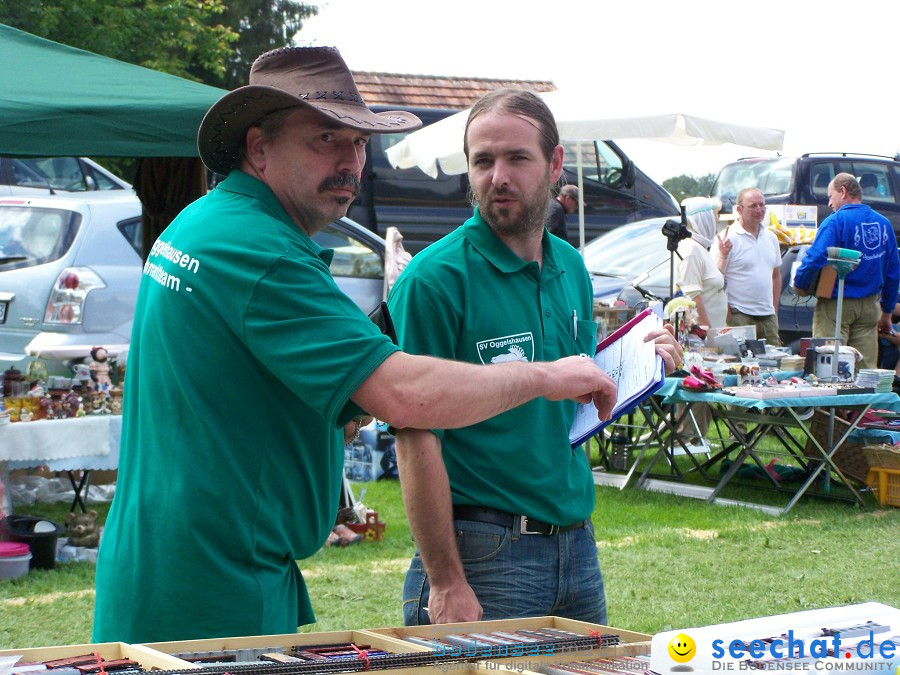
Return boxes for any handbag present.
[367,301,397,344]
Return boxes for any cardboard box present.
[0,642,195,671]
[368,616,650,672]
[143,629,443,675]
[534,641,653,675]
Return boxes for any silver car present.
[0,156,132,196]
[0,192,388,372]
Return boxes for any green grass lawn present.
[2,472,898,650]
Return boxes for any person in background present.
[877,302,900,373]
[677,196,727,331]
[92,49,623,644]
[792,173,899,368]
[859,173,881,198]
[388,89,681,627]
[544,183,578,240]
[674,196,725,445]
[712,187,782,346]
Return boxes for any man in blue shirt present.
[793,172,900,368]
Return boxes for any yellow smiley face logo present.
[668,633,696,663]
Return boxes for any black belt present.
[452,505,588,536]
[729,307,773,320]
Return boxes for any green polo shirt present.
[387,210,597,525]
[93,171,397,643]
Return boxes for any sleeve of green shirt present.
[244,255,398,425]
[388,269,464,438]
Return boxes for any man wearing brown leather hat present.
[93,46,620,643]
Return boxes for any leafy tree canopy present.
[663,173,717,201]
[0,0,317,86]
[210,0,318,89]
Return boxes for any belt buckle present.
[519,515,556,535]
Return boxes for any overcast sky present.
[298,0,900,183]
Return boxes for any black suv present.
[349,106,680,253]
[711,152,900,233]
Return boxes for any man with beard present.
[387,89,681,626]
[93,52,626,643]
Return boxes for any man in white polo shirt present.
[713,187,782,346]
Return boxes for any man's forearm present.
[395,429,465,587]
[395,428,483,624]
[353,352,616,431]
[772,269,782,311]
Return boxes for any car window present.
[808,162,835,199]
[713,158,795,202]
[85,165,123,190]
[584,223,669,277]
[1,157,125,192]
[313,223,383,280]
[10,159,52,189]
[117,217,143,256]
[30,158,91,191]
[0,206,81,269]
[559,141,625,187]
[852,162,894,204]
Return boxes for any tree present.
[204,0,318,90]
[0,0,317,181]
[0,0,318,87]
[0,0,238,82]
[663,173,717,201]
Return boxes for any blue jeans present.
[402,516,607,626]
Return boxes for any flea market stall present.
[2,605,898,673]
[385,89,899,512]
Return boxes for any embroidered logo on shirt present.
[476,332,534,364]
[860,221,884,250]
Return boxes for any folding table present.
[640,386,900,514]
[0,415,121,512]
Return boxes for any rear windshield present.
[712,158,796,203]
[0,206,81,270]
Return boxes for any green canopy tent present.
[0,23,229,254]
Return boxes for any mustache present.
[319,173,361,194]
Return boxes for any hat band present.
[300,90,363,104]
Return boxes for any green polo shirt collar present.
[218,170,334,266]
[462,208,564,281]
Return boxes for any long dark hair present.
[463,89,559,163]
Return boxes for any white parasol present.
[386,89,785,251]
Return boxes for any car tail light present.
[44,267,107,325]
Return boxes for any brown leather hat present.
[198,46,422,174]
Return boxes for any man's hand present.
[646,323,682,375]
[878,312,894,335]
[342,416,373,445]
[427,580,484,624]
[543,356,618,421]
[716,227,733,258]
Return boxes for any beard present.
[474,181,552,239]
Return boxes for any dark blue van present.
[350,106,680,253]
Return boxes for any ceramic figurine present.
[65,510,101,548]
[72,362,92,386]
[89,346,113,391]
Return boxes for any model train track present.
[155,634,620,675]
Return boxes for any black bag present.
[368,301,397,344]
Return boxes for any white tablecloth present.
[0,415,122,470]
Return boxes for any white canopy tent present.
[386,89,785,250]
